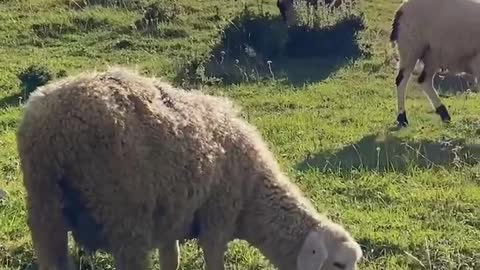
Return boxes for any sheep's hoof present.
[396,112,409,127]
[435,104,451,123]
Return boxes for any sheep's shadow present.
[357,238,432,268]
[179,9,366,87]
[0,94,21,110]
[295,133,480,173]
[357,238,406,260]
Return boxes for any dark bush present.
[57,69,68,78]
[113,38,134,49]
[17,64,54,100]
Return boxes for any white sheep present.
[16,67,363,270]
[390,0,480,127]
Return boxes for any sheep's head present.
[277,0,297,27]
[296,228,362,270]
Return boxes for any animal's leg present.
[277,0,297,26]
[417,64,451,123]
[24,173,72,270]
[158,240,180,270]
[196,206,233,270]
[394,59,416,127]
[113,247,150,270]
[28,205,71,270]
[199,238,228,270]
[110,211,153,270]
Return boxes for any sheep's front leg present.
[197,213,230,270]
[199,239,228,270]
[113,248,150,270]
[197,193,239,270]
[158,240,180,270]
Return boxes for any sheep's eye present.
[312,250,315,254]
[333,262,346,269]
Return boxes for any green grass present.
[0,0,479,269]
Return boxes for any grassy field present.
[0,0,479,269]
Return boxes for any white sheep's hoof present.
[396,111,409,127]
[435,104,451,123]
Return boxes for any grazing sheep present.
[390,0,480,127]
[277,0,344,26]
[16,67,362,270]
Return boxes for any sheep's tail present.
[389,7,403,48]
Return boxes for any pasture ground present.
[0,0,479,269]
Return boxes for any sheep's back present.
[17,68,239,247]
[400,0,480,47]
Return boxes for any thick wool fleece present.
[17,67,358,270]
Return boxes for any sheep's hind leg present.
[24,174,72,270]
[395,64,414,127]
[417,67,451,123]
[28,205,72,270]
[158,240,180,270]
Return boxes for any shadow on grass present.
[0,94,21,110]
[175,8,367,87]
[358,238,429,268]
[358,238,406,259]
[296,133,480,173]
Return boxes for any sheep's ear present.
[297,231,328,270]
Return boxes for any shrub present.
[31,22,75,38]
[17,64,54,100]
[65,0,144,9]
[134,1,181,34]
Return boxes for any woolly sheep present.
[16,67,363,270]
[277,0,344,26]
[390,0,480,127]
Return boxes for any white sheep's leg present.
[394,62,415,127]
[158,240,180,270]
[417,66,451,123]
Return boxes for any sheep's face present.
[277,0,297,26]
[297,230,362,270]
